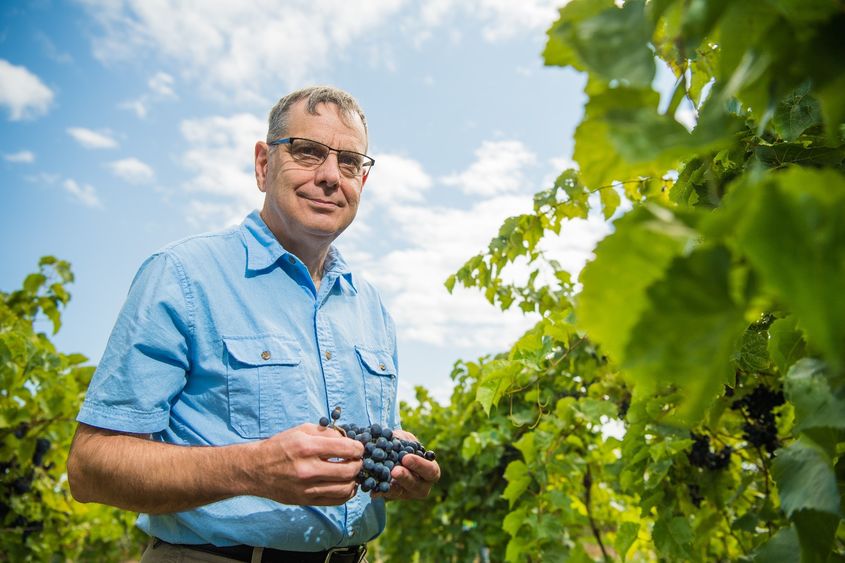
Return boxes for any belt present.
[159,539,367,563]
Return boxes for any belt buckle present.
[323,545,367,563]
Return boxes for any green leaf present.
[543,0,615,70]
[23,273,46,294]
[792,508,839,563]
[444,274,456,293]
[767,316,806,374]
[575,397,617,424]
[502,507,529,536]
[475,360,520,415]
[772,83,822,141]
[783,359,845,433]
[753,143,844,169]
[598,186,621,220]
[772,440,840,518]
[502,460,532,507]
[577,205,696,363]
[753,525,801,563]
[614,521,639,561]
[624,245,747,425]
[652,515,693,559]
[733,168,845,371]
[735,326,770,373]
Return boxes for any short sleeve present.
[77,251,193,434]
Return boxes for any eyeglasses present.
[268,137,375,179]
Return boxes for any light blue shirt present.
[77,210,400,550]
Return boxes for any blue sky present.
[1,0,611,403]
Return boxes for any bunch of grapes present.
[319,406,436,494]
[688,433,732,470]
[731,385,784,454]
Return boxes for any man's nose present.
[314,152,341,188]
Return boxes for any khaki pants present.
[140,541,263,563]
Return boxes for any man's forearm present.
[67,423,256,514]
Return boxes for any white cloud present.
[442,140,537,196]
[63,179,102,208]
[180,113,266,224]
[364,153,432,204]
[121,71,177,118]
[0,59,54,120]
[78,1,560,103]
[406,0,561,45]
[4,150,35,163]
[79,0,406,103]
[108,157,155,184]
[473,0,562,41]
[67,127,119,149]
[148,72,176,97]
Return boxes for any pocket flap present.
[355,346,397,376]
[224,335,302,367]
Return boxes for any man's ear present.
[254,141,269,192]
[360,173,368,189]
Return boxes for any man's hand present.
[376,429,440,501]
[251,423,364,506]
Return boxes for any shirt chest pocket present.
[223,335,305,439]
[355,346,397,428]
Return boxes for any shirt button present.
[261,350,271,361]
[325,351,332,360]
[288,256,295,264]
[379,363,386,371]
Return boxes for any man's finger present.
[305,435,364,459]
[398,454,440,482]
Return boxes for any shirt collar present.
[240,210,358,293]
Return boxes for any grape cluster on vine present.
[1,423,51,541]
[731,385,784,454]
[319,406,435,494]
[688,433,731,470]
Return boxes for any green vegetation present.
[378,0,845,561]
[0,257,145,561]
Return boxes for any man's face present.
[255,100,368,250]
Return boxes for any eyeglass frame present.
[267,136,375,179]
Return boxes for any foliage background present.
[377,0,845,561]
[0,257,145,561]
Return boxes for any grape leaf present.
[753,526,800,563]
[783,358,845,433]
[652,515,693,559]
[772,83,822,141]
[624,245,747,425]
[772,440,840,518]
[733,168,845,371]
[767,316,806,374]
[615,521,639,562]
[577,205,696,363]
[475,359,520,415]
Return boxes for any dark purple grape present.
[319,417,330,427]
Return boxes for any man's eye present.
[296,145,325,158]
[339,153,363,169]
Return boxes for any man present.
[67,86,440,563]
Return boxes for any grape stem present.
[583,465,610,562]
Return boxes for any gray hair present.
[266,85,368,144]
